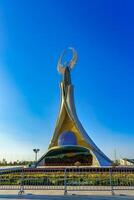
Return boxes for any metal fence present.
[0,167,134,194]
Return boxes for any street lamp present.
[33,148,40,163]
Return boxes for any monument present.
[37,48,112,166]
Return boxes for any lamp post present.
[33,148,40,163]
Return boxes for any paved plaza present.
[0,190,134,200]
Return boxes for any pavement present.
[0,190,134,199]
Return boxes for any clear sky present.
[0,0,134,162]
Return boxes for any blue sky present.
[0,0,134,161]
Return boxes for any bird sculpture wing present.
[57,50,66,74]
[68,47,78,70]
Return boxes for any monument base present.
[38,146,93,166]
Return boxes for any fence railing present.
[0,166,134,195]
